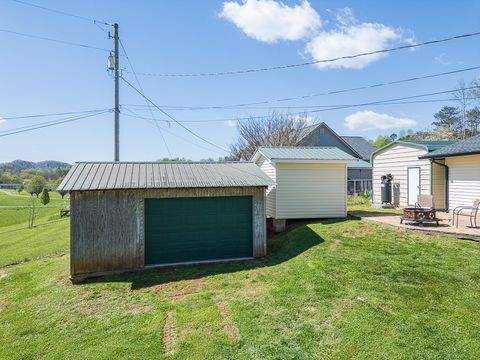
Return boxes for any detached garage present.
[252,147,357,231]
[57,162,273,280]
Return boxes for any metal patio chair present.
[415,194,435,210]
[452,199,480,228]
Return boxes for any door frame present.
[407,166,421,206]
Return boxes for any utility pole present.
[113,23,120,161]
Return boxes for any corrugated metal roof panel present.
[57,162,274,191]
[347,159,372,169]
[255,146,357,161]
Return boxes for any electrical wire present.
[0,28,111,52]
[8,0,113,26]
[119,37,172,157]
[1,108,113,120]
[127,31,480,77]
[0,110,111,137]
[119,86,480,124]
[124,111,226,156]
[122,96,480,114]
[123,65,480,110]
[120,76,229,153]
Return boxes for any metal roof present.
[419,134,480,159]
[341,136,377,160]
[253,146,357,162]
[401,140,457,152]
[57,162,274,191]
[347,159,372,169]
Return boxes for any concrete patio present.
[350,209,480,241]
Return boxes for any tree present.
[26,175,46,197]
[230,112,310,160]
[466,107,480,136]
[432,106,461,138]
[452,80,472,139]
[28,196,38,228]
[39,188,50,205]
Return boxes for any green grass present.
[0,190,69,228]
[348,195,403,216]
[1,219,479,359]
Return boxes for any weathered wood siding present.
[70,186,266,278]
[446,154,480,209]
[275,163,347,219]
[372,144,431,207]
[256,155,276,218]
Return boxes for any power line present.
[121,88,480,123]
[120,76,229,153]
[1,108,112,120]
[123,65,480,110]
[123,111,226,156]
[127,31,480,77]
[0,28,111,52]
[119,38,172,157]
[123,96,479,114]
[0,110,110,137]
[9,0,113,26]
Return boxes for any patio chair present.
[415,194,435,210]
[452,199,480,228]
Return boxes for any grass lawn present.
[0,190,69,228]
[348,195,403,216]
[1,218,479,359]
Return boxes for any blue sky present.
[1,0,479,163]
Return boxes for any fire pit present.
[401,207,439,226]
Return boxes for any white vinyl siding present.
[275,163,347,219]
[256,156,277,218]
[446,154,480,209]
[372,144,431,207]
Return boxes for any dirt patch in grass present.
[329,239,341,250]
[324,298,353,328]
[152,277,209,301]
[0,271,9,281]
[216,301,241,341]
[163,309,177,355]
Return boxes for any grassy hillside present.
[0,218,479,359]
[0,190,68,228]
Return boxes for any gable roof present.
[57,162,273,191]
[252,146,357,164]
[341,136,377,160]
[371,140,456,161]
[419,135,480,159]
[299,122,363,158]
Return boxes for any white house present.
[252,146,357,231]
[371,140,455,208]
[419,135,480,210]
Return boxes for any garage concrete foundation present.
[273,219,286,233]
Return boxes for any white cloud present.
[434,53,451,65]
[305,21,406,69]
[225,120,237,127]
[0,117,5,125]
[344,110,417,131]
[219,0,321,43]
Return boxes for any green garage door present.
[145,196,253,265]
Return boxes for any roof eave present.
[419,150,480,159]
[271,158,357,164]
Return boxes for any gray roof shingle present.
[57,162,274,191]
[419,135,480,158]
[340,136,377,160]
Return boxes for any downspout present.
[431,159,449,211]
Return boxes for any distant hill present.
[0,160,71,173]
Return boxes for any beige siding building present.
[371,141,455,209]
[420,135,480,210]
[252,147,356,231]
